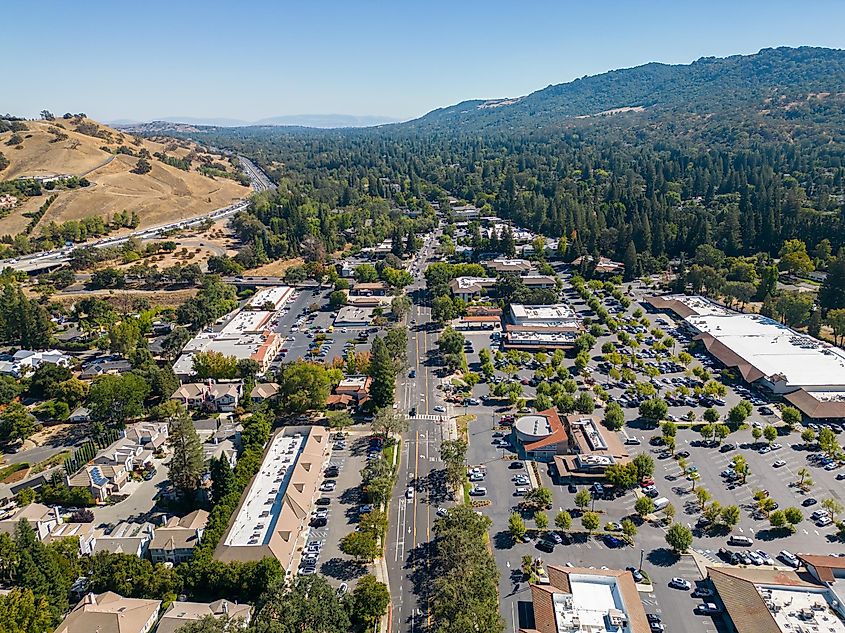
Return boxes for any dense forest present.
[145,47,845,268]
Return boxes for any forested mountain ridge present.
[405,46,845,134]
[134,47,845,279]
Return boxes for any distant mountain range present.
[120,47,845,145]
[399,46,845,134]
[110,114,401,129]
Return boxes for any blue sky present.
[3,0,844,122]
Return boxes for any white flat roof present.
[660,294,731,316]
[174,331,274,374]
[221,310,275,335]
[507,331,579,344]
[248,286,293,309]
[689,313,845,388]
[452,276,496,289]
[554,575,629,633]
[759,586,845,633]
[511,304,576,321]
[224,432,306,547]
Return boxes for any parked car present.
[669,577,691,590]
[695,603,721,615]
[603,535,625,548]
[625,567,644,583]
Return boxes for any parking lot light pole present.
[639,548,644,571]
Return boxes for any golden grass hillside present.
[0,117,249,236]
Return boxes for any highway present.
[1,158,276,273]
[238,155,276,192]
[387,231,449,633]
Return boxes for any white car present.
[772,460,786,468]
[436,507,448,517]
[669,577,691,590]
[755,550,774,565]
[405,487,414,499]
[433,405,446,412]
[319,481,336,492]
[469,486,487,496]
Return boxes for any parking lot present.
[437,274,844,633]
[269,288,376,369]
[296,430,375,589]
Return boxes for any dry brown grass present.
[50,288,198,309]
[0,118,248,236]
[245,257,305,277]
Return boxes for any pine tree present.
[819,253,845,311]
[501,226,516,256]
[167,413,204,497]
[623,242,638,281]
[209,455,235,504]
[368,336,396,409]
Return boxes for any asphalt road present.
[386,233,450,633]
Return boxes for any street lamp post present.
[639,548,645,571]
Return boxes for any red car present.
[640,478,655,487]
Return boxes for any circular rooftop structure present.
[514,413,553,443]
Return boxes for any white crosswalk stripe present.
[411,414,443,421]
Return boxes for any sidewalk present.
[374,555,392,632]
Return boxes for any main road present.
[387,231,450,633]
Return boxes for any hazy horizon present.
[3,0,845,123]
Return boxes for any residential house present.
[67,463,130,503]
[251,382,279,404]
[157,599,252,633]
[0,349,72,378]
[0,503,60,540]
[54,592,160,633]
[44,521,96,555]
[171,381,242,413]
[93,437,151,472]
[79,359,133,380]
[125,422,168,453]
[192,418,220,442]
[91,521,155,557]
[204,436,238,469]
[69,406,91,423]
[149,510,209,564]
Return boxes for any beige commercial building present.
[214,427,330,571]
[649,294,845,419]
